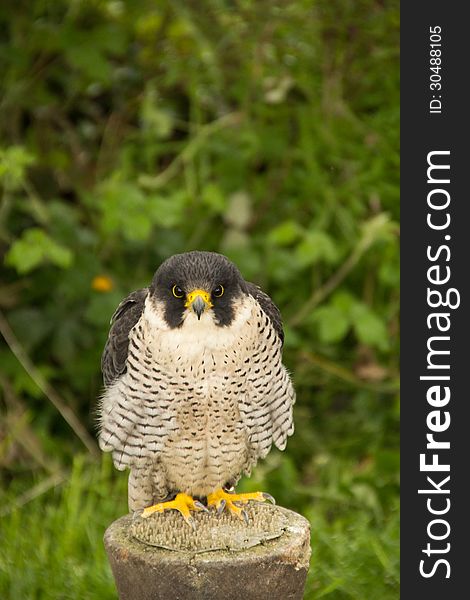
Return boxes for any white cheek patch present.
[141,294,256,356]
[142,296,171,330]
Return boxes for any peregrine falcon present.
[99,251,295,523]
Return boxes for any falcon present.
[99,251,295,524]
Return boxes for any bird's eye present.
[213,285,224,298]
[172,285,184,298]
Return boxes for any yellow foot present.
[206,488,275,522]
[140,493,208,527]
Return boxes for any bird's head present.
[149,251,246,328]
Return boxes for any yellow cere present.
[184,289,213,308]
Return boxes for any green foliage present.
[0,0,399,598]
[0,147,36,190]
[313,291,389,350]
[0,457,125,599]
[6,227,73,273]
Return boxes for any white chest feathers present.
[139,294,258,368]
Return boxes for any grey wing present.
[240,293,295,474]
[99,287,160,470]
[101,288,148,387]
[245,281,284,344]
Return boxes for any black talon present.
[241,509,250,525]
[217,499,226,515]
[186,517,196,531]
[262,493,276,504]
[194,500,209,513]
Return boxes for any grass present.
[0,457,123,599]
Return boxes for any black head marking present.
[149,251,246,328]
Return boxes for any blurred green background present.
[0,1,399,598]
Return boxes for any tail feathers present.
[128,464,168,512]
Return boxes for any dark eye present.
[213,285,224,298]
[172,285,184,298]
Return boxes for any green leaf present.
[0,146,35,190]
[95,179,188,239]
[266,250,303,283]
[313,305,350,343]
[5,228,73,274]
[201,183,226,215]
[352,303,389,351]
[267,220,303,246]
[65,45,112,81]
[295,231,339,267]
[148,191,187,228]
[96,180,151,241]
[331,291,357,315]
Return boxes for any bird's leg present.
[207,488,275,522]
[140,492,208,527]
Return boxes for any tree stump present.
[104,503,311,600]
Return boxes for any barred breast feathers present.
[99,292,295,475]
[99,295,254,469]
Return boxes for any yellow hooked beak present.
[184,289,213,319]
